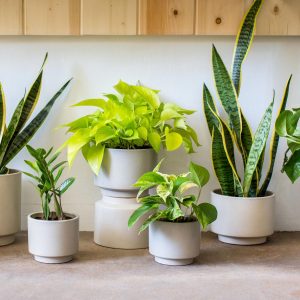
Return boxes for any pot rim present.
[28,212,79,223]
[0,169,21,176]
[212,189,274,200]
[153,219,200,225]
[105,147,155,153]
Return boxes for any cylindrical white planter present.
[94,196,148,249]
[28,213,79,264]
[149,220,201,266]
[94,148,157,197]
[211,189,275,245]
[0,170,21,246]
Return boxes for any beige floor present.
[0,232,300,300]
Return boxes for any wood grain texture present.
[24,0,80,35]
[0,0,23,35]
[81,0,137,35]
[139,0,195,35]
[196,0,245,35]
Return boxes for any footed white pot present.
[149,220,201,266]
[94,148,157,197]
[28,213,79,264]
[211,190,275,245]
[0,170,21,246]
[94,196,148,249]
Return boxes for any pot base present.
[218,235,267,245]
[154,257,194,266]
[0,234,15,246]
[33,255,73,264]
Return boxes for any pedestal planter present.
[210,190,275,245]
[94,148,156,249]
[0,170,21,246]
[28,213,79,264]
[149,220,201,266]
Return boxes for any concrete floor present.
[0,232,300,300]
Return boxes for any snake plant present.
[276,109,300,183]
[0,54,71,174]
[203,0,291,197]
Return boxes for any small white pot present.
[211,189,275,245]
[94,148,157,197]
[28,213,79,264]
[0,170,21,246]
[149,220,201,266]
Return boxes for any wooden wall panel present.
[139,0,195,35]
[82,0,137,35]
[196,0,245,35]
[24,0,80,35]
[0,0,23,35]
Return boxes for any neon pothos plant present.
[24,145,75,220]
[62,80,199,175]
[203,0,291,197]
[128,161,217,232]
[0,53,71,175]
[276,109,300,183]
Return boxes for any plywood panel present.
[24,0,80,35]
[139,0,195,35]
[0,0,23,35]
[247,0,300,36]
[196,0,245,35]
[82,0,137,35]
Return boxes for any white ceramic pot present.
[0,170,21,246]
[28,213,79,264]
[94,196,148,249]
[210,189,275,245]
[94,148,157,197]
[149,220,201,266]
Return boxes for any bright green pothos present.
[24,145,75,220]
[62,80,200,175]
[203,0,291,197]
[276,108,300,183]
[0,53,71,175]
[128,160,217,232]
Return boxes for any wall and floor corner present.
[0,36,299,231]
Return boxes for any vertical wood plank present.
[196,0,245,35]
[139,0,195,35]
[0,0,23,35]
[246,0,300,36]
[81,0,137,35]
[24,0,80,35]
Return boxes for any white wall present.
[0,36,299,231]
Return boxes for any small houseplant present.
[25,145,78,264]
[62,80,199,249]
[128,161,217,265]
[276,108,300,183]
[0,54,71,246]
[202,0,291,245]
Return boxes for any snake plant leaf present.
[244,101,274,196]
[0,84,6,141]
[232,0,263,95]
[259,76,292,196]
[212,45,242,141]
[1,79,71,168]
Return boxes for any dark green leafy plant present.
[62,80,200,174]
[24,145,75,220]
[128,160,217,232]
[0,53,71,174]
[203,0,291,197]
[276,108,300,183]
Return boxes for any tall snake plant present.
[203,0,291,197]
[0,54,71,174]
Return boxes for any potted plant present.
[276,108,300,183]
[62,80,199,249]
[128,160,217,266]
[24,145,78,264]
[202,0,292,245]
[0,54,71,246]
